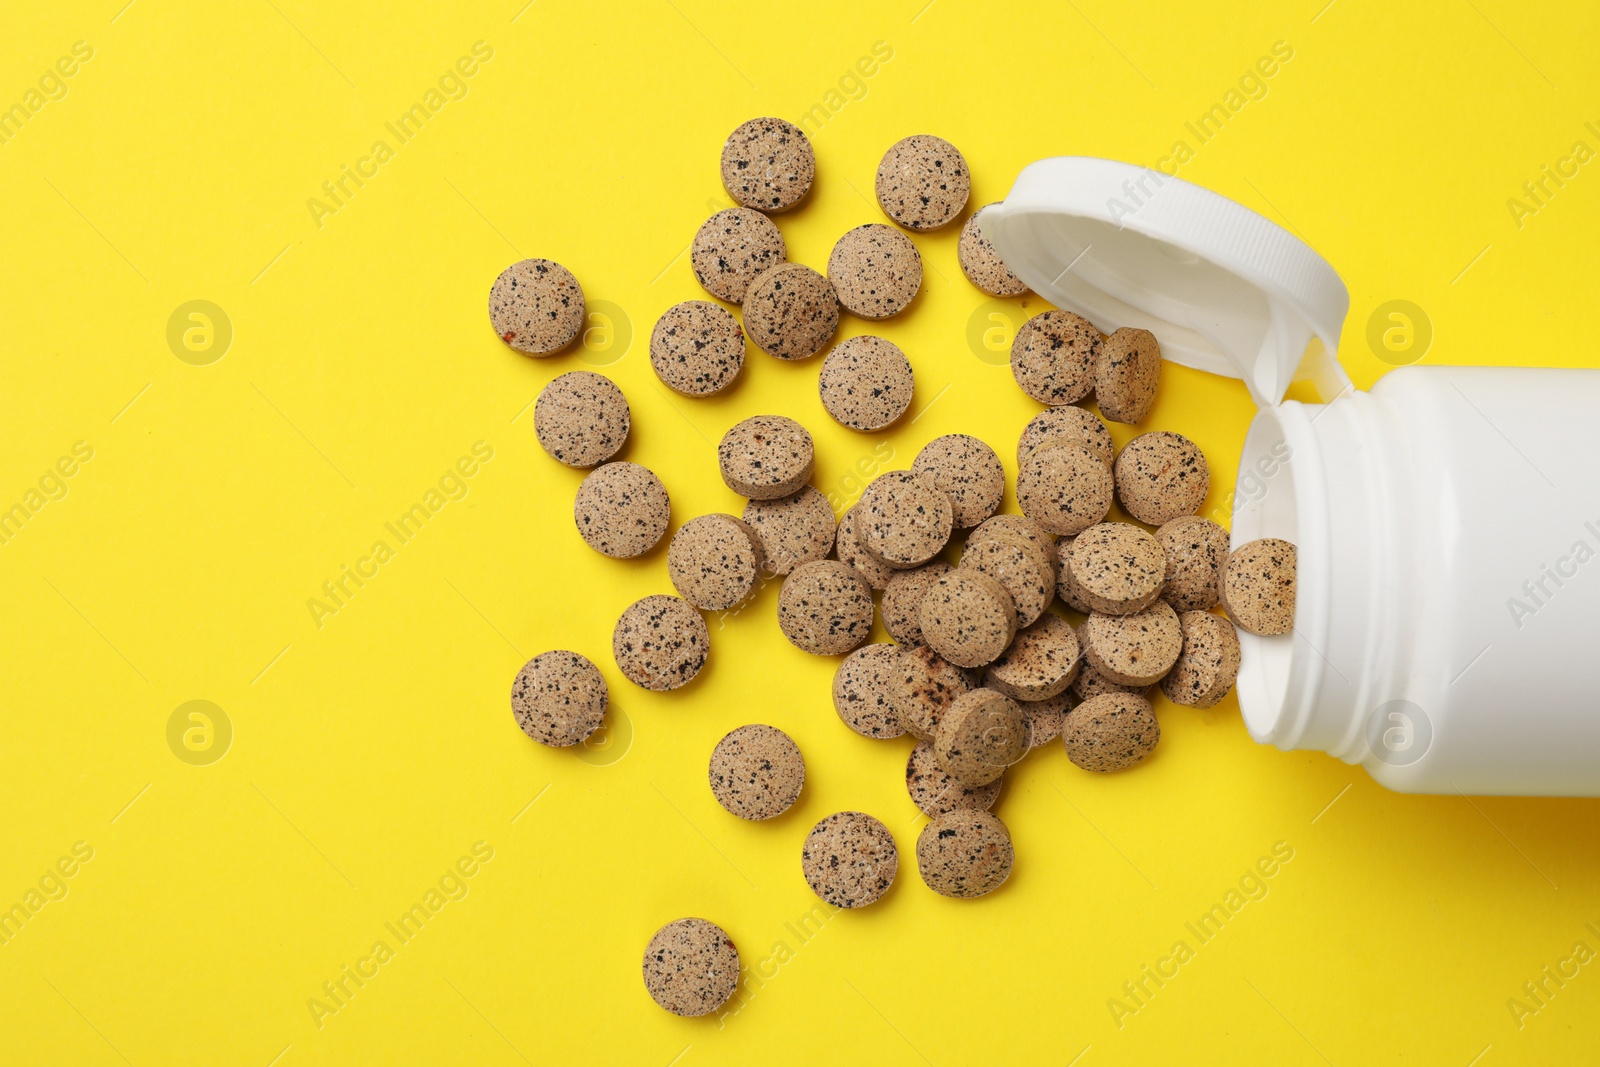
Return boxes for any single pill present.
[510,650,608,748]
[1067,522,1167,615]
[913,435,1004,529]
[574,462,671,558]
[881,560,953,646]
[642,918,740,1017]
[970,513,1060,570]
[818,336,915,432]
[1018,690,1072,747]
[667,513,766,611]
[875,135,970,231]
[916,809,1014,899]
[718,415,815,500]
[690,207,787,303]
[958,204,1028,297]
[1057,544,1094,614]
[1157,516,1230,612]
[1018,405,1114,469]
[1071,621,1152,702]
[827,223,923,319]
[1220,537,1298,636]
[533,371,630,468]
[801,811,898,908]
[1083,601,1184,687]
[742,264,839,361]
[488,258,585,355]
[742,486,836,576]
[1062,692,1160,772]
[834,505,895,591]
[985,612,1081,702]
[894,644,982,740]
[721,117,815,213]
[1017,444,1114,537]
[934,687,1028,787]
[858,471,955,569]
[708,724,806,819]
[1160,611,1242,708]
[1011,310,1101,407]
[1114,431,1210,526]
[1095,327,1161,425]
[920,570,1017,668]
[905,738,1002,817]
[613,595,709,691]
[959,535,1055,628]
[650,301,745,397]
[832,643,907,739]
[777,560,874,656]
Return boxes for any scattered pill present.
[742,263,839,361]
[894,644,982,740]
[1095,327,1161,424]
[650,300,746,397]
[1066,522,1167,615]
[690,207,787,303]
[959,534,1055,628]
[574,461,671,558]
[1114,431,1210,526]
[1220,537,1297,636]
[1159,610,1242,708]
[832,643,908,739]
[828,223,923,319]
[613,594,709,691]
[875,135,970,231]
[958,204,1028,297]
[1016,444,1114,536]
[1011,310,1101,407]
[533,371,630,468]
[857,470,955,569]
[985,612,1080,702]
[718,415,815,500]
[1156,516,1230,612]
[642,918,740,1017]
[667,513,766,611]
[510,650,608,748]
[488,258,585,355]
[969,513,1059,570]
[708,724,806,819]
[1083,601,1184,687]
[913,435,1004,529]
[818,336,915,431]
[777,560,874,655]
[1061,692,1160,772]
[919,570,1018,668]
[905,738,1002,817]
[801,811,898,908]
[721,117,815,213]
[916,809,1014,898]
[742,486,836,576]
[933,687,1028,787]
[1017,405,1114,470]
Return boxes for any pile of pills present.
[489,118,1300,1018]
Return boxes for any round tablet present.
[708,724,805,819]
[834,506,895,591]
[1157,516,1230,612]
[858,471,954,569]
[718,415,815,500]
[875,135,970,231]
[642,918,740,1017]
[690,207,787,303]
[1018,690,1071,747]
[510,650,608,748]
[742,264,839,361]
[905,738,1001,817]
[1220,537,1298,636]
[1062,692,1160,772]
[912,435,1004,529]
[818,336,915,432]
[933,688,1028,787]
[1018,406,1114,469]
[488,258,585,356]
[1095,327,1161,425]
[721,117,815,213]
[1160,611,1242,708]
[832,643,907,739]
[667,513,766,611]
[1011,310,1101,406]
[1114,431,1210,526]
[1083,601,1183,687]
[574,462,671,558]
[649,301,745,397]
[920,570,1017,669]
[533,371,630,468]
[801,812,898,908]
[985,612,1080,702]
[970,514,1059,570]
[612,595,709,691]
[881,561,953,646]
[827,224,923,319]
[1067,522,1167,616]
[1017,444,1114,537]
[1070,620,1152,702]
[894,644,982,740]
[958,535,1055,628]
[958,204,1028,297]
[777,560,874,656]
[916,809,1013,899]
[742,486,835,576]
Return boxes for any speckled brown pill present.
[667,513,766,611]
[916,809,1013,898]
[511,650,608,748]
[613,594,708,691]
[834,506,895,592]
[920,570,1018,669]
[1095,327,1161,425]
[828,224,923,319]
[574,462,671,558]
[1018,405,1114,470]
[969,514,1059,570]
[905,738,1001,817]
[933,688,1028,787]
[642,918,739,1017]
[533,371,630,468]
[958,204,1028,297]
[1157,516,1230,612]
[1017,444,1114,537]
[894,644,982,740]
[818,336,915,432]
[742,264,839,361]
[650,301,745,397]
[488,258,584,355]
[875,135,970,231]
[1220,537,1297,636]
[1114,431,1210,526]
[801,811,898,908]
[1071,620,1152,702]
[718,415,815,500]
[1160,611,1242,708]
[1019,690,1072,747]
[690,207,787,303]
[832,643,907,740]
[1083,601,1183,687]
[721,117,815,213]
[1067,522,1167,616]
[959,535,1055,628]
[777,560,874,656]
[1062,692,1160,772]
[881,561,953,646]
[913,435,1004,529]
[1057,542,1093,613]
[709,724,805,820]
[858,471,954,569]
[986,612,1081,702]
[1011,310,1101,406]
[742,486,835,576]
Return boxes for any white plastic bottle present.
[985,157,1600,796]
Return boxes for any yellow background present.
[3,1,1599,1063]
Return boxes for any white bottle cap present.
[981,157,1351,407]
